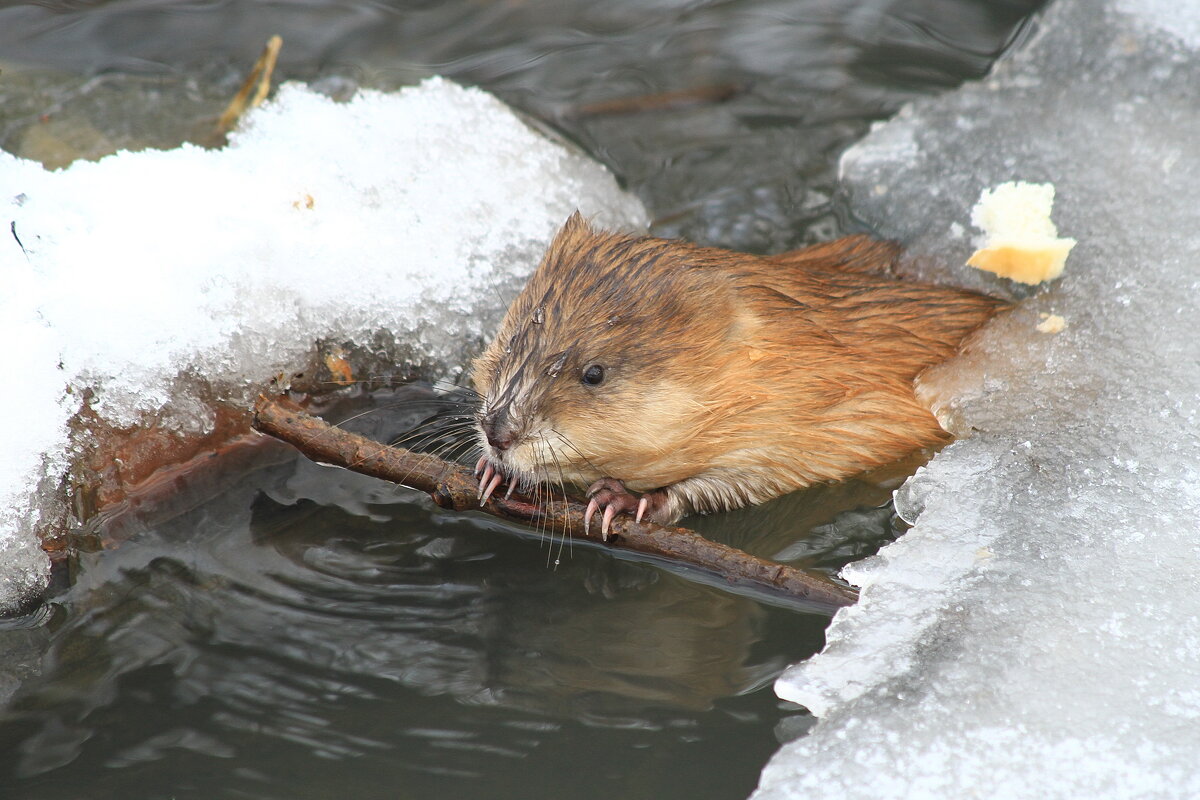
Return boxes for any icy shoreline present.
[0,78,647,613]
[754,0,1200,796]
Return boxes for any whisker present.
[325,392,479,449]
[533,438,554,557]
[549,430,602,479]
[390,416,472,441]
[544,437,573,567]
[425,436,478,469]
[392,419,477,453]
[442,437,482,465]
[536,437,556,567]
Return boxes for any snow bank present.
[0,78,647,613]
[754,0,1200,797]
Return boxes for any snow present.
[754,0,1200,797]
[0,77,647,613]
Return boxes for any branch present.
[252,394,859,609]
[215,35,283,138]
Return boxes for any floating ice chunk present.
[0,78,647,613]
[755,0,1200,796]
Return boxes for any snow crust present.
[755,0,1200,796]
[0,78,647,613]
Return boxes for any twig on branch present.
[252,394,859,609]
[215,35,283,137]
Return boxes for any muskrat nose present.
[483,407,517,452]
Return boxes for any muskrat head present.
[472,213,741,495]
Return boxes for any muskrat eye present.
[581,364,605,386]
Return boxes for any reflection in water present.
[249,485,776,718]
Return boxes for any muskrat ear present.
[561,210,592,235]
[545,211,596,259]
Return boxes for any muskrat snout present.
[481,405,517,452]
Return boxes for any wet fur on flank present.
[473,213,1006,522]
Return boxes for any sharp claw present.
[505,480,516,499]
[480,473,502,505]
[478,464,494,499]
[636,496,648,524]
[584,499,599,536]
[474,455,487,477]
[601,505,617,541]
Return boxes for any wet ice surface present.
[755,0,1200,797]
[0,78,647,613]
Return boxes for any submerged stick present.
[252,394,858,608]
[568,83,743,117]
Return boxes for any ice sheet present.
[0,78,647,613]
[754,0,1200,796]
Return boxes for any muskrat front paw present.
[475,456,511,504]
[584,478,669,540]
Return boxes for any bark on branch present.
[252,394,858,609]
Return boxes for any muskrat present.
[473,213,1005,536]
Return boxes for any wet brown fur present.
[473,213,1006,521]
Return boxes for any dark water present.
[0,2,1044,798]
[0,0,1042,250]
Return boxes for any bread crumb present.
[967,181,1076,284]
[1036,313,1067,334]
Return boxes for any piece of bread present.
[966,181,1076,285]
[1036,313,1066,334]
